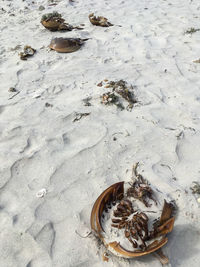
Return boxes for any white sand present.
[1,0,200,266]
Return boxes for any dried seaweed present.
[127,163,157,207]
[100,80,137,110]
[83,97,92,106]
[193,59,200,63]
[73,112,90,122]
[110,197,174,252]
[45,102,53,107]
[41,11,61,21]
[9,87,17,92]
[111,200,149,251]
[185,28,200,34]
[101,92,124,110]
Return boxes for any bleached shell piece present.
[36,188,47,198]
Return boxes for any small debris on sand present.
[9,87,17,92]
[101,91,124,110]
[100,80,137,110]
[190,182,200,194]
[19,45,36,60]
[83,97,92,106]
[73,112,90,122]
[45,102,53,108]
[97,81,103,87]
[36,188,47,198]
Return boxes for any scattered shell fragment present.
[190,181,200,194]
[19,46,36,60]
[36,188,47,198]
[41,12,83,31]
[101,91,124,110]
[49,37,88,53]
[89,13,113,27]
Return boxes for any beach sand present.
[0,0,200,266]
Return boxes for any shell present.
[89,13,113,27]
[90,182,175,259]
[49,38,87,53]
[19,45,36,60]
[41,12,80,31]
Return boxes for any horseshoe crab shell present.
[89,13,113,27]
[41,12,73,31]
[49,38,87,53]
[90,182,175,262]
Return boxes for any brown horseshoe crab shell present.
[49,38,87,53]
[89,13,113,27]
[41,12,73,31]
[90,182,175,259]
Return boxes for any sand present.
[0,0,200,266]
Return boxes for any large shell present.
[49,38,85,53]
[90,182,175,260]
[41,12,73,31]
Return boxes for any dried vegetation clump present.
[100,80,137,110]
[127,162,157,207]
[185,27,200,34]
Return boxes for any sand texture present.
[1,0,200,266]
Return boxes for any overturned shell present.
[49,38,87,53]
[91,182,175,260]
[89,13,113,27]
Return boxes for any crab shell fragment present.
[89,13,113,27]
[49,38,87,53]
[90,181,175,259]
